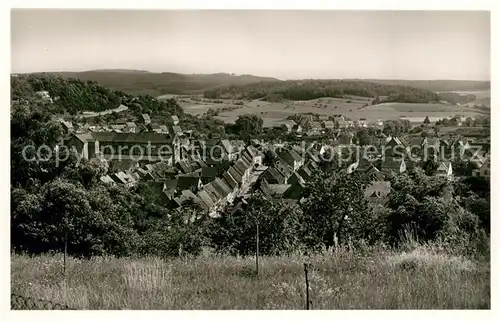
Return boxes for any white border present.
[1,1,497,321]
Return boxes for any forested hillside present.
[11,74,187,117]
[203,79,444,103]
[46,70,280,96]
[361,79,490,92]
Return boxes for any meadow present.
[175,95,486,127]
[11,245,489,310]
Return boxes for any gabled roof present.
[267,184,292,197]
[323,120,335,129]
[222,171,239,190]
[289,172,306,185]
[381,157,406,169]
[261,166,286,184]
[100,175,115,185]
[176,160,192,173]
[172,126,183,134]
[220,139,233,154]
[197,190,215,209]
[176,176,202,191]
[204,182,224,200]
[141,114,151,121]
[278,149,303,167]
[171,115,179,123]
[214,177,233,196]
[436,162,452,172]
[364,181,391,199]
[201,166,218,178]
[241,151,254,165]
[74,133,95,143]
[228,166,243,183]
[298,165,313,180]
[91,132,172,144]
[235,158,251,174]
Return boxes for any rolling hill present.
[38,70,280,97]
[358,79,490,92]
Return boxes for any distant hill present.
[357,79,490,92]
[39,70,280,97]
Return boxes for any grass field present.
[174,95,487,127]
[11,246,489,310]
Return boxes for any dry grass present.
[11,247,489,310]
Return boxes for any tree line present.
[203,79,478,104]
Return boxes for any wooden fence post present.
[256,221,259,276]
[304,263,310,310]
[63,232,68,276]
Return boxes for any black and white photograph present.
[8,5,492,312]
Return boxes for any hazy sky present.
[11,10,490,80]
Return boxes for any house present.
[36,90,52,102]
[278,149,305,171]
[381,158,406,177]
[298,165,313,181]
[259,166,287,184]
[169,115,180,125]
[126,122,137,133]
[176,176,203,192]
[259,180,291,199]
[218,139,238,161]
[171,125,183,136]
[309,122,322,132]
[100,175,116,185]
[293,124,303,134]
[275,159,294,179]
[234,158,253,184]
[111,171,136,188]
[283,179,306,200]
[336,132,354,146]
[364,181,391,205]
[287,172,306,186]
[222,171,239,190]
[159,125,169,134]
[111,124,126,133]
[283,123,294,133]
[199,166,219,184]
[322,120,335,131]
[472,157,490,178]
[65,133,99,160]
[60,121,74,134]
[197,189,217,215]
[436,162,453,180]
[141,114,151,125]
[336,120,351,129]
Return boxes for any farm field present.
[164,95,488,126]
[11,246,489,309]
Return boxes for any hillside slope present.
[359,79,490,92]
[41,70,280,96]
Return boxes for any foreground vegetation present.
[11,243,489,310]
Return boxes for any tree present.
[301,170,371,248]
[423,116,431,126]
[465,117,474,127]
[234,114,263,139]
[209,194,304,256]
[263,150,277,167]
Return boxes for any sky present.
[11,10,490,80]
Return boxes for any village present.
[60,109,491,220]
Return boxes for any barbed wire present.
[11,293,74,310]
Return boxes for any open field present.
[11,247,489,310]
[163,94,488,127]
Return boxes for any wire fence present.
[11,293,74,310]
